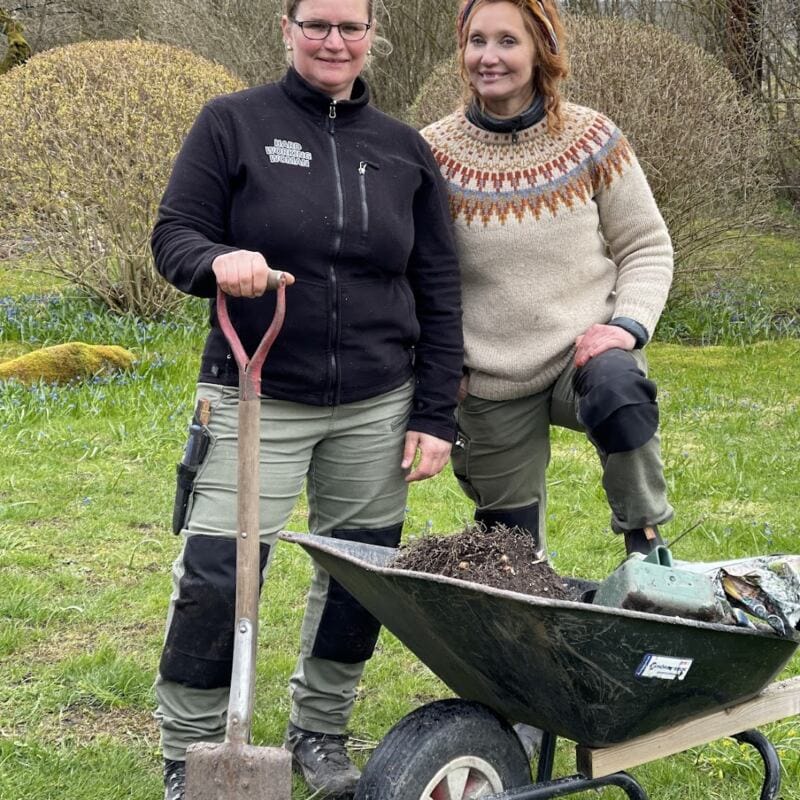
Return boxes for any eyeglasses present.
[291,18,372,41]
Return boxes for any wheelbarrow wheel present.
[355,699,530,800]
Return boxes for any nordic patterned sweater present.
[421,103,673,401]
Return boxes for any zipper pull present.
[358,161,367,175]
[329,100,337,119]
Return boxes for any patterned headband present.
[458,0,560,55]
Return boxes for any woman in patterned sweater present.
[422,0,675,558]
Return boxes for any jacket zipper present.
[326,99,343,406]
[358,161,378,239]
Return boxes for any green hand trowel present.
[593,546,733,623]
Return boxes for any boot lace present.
[306,733,352,767]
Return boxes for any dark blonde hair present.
[284,0,374,20]
[457,0,569,134]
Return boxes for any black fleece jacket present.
[152,68,463,441]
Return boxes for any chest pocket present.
[358,160,379,241]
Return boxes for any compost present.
[393,525,572,600]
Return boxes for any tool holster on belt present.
[171,398,212,535]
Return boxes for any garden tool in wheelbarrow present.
[592,545,735,623]
[185,281,291,800]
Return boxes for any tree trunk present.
[725,0,764,95]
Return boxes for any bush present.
[1,7,32,73]
[13,0,460,117]
[407,17,774,286]
[369,0,460,114]
[13,1,286,90]
[0,39,245,316]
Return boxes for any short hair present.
[284,0,375,20]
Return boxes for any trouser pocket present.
[451,428,481,506]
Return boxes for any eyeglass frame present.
[290,17,372,41]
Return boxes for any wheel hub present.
[420,755,504,800]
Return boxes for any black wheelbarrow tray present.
[281,533,800,800]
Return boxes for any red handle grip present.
[216,281,287,401]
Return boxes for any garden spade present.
[185,281,291,800]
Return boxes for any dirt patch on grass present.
[34,705,158,746]
[5,621,158,668]
[393,526,576,600]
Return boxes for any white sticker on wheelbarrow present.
[636,654,693,681]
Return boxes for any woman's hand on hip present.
[212,250,295,298]
[574,323,635,368]
[402,431,453,483]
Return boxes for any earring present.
[367,49,372,56]
[286,43,293,51]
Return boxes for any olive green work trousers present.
[452,350,674,554]
[155,380,413,761]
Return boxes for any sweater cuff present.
[610,317,649,349]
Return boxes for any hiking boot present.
[513,722,543,759]
[284,722,360,798]
[163,758,185,800]
[623,525,665,556]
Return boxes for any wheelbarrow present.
[280,533,800,800]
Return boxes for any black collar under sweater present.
[466,95,546,138]
[279,66,370,120]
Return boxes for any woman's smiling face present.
[282,0,373,100]
[464,1,537,117]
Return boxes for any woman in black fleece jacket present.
[151,1,462,797]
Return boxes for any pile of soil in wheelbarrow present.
[393,525,576,600]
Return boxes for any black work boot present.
[284,722,360,798]
[623,525,665,556]
[163,758,185,800]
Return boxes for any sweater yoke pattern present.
[424,104,633,227]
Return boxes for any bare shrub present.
[13,0,462,116]
[12,1,286,88]
[563,0,800,207]
[0,39,244,316]
[1,7,32,72]
[369,0,460,114]
[407,16,773,285]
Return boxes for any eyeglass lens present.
[293,19,370,41]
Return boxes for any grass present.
[1,233,799,800]
[659,232,800,345]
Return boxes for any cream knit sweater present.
[421,103,673,401]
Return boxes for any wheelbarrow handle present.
[216,281,287,401]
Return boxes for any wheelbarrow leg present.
[535,730,557,783]
[732,730,782,800]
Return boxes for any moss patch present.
[0,342,30,364]
[0,342,134,384]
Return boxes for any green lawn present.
[1,244,799,799]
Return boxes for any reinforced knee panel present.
[573,349,659,454]
[160,534,270,690]
[475,503,539,544]
[311,523,403,664]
